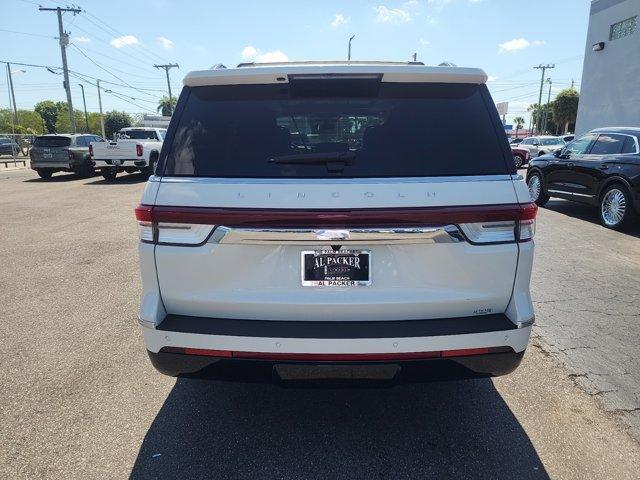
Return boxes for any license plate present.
[43,153,52,158]
[301,250,371,286]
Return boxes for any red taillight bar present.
[160,346,513,361]
[134,203,538,228]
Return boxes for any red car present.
[511,146,530,169]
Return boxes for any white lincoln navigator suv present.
[135,61,537,385]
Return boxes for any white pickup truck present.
[90,127,166,180]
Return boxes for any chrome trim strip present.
[210,225,465,245]
[547,189,594,198]
[159,175,514,185]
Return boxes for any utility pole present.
[154,63,179,114]
[412,52,417,62]
[6,63,19,125]
[78,83,89,132]
[96,79,106,139]
[348,35,355,61]
[571,79,575,89]
[39,5,81,133]
[533,64,554,135]
[542,78,552,134]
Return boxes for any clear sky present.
[3,0,590,127]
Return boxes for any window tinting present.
[621,136,638,154]
[163,82,511,178]
[33,136,71,147]
[564,134,596,155]
[121,130,157,140]
[541,138,561,146]
[590,134,626,155]
[610,16,637,41]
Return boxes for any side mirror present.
[554,148,562,157]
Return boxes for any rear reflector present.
[135,203,537,245]
[160,346,511,361]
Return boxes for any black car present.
[526,127,640,229]
[0,137,20,156]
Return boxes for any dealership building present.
[575,0,639,134]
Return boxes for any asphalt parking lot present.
[1,167,639,479]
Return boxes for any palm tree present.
[157,96,177,116]
[513,116,525,139]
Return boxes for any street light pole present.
[78,83,89,132]
[348,35,355,61]
[543,78,552,134]
[96,79,106,139]
[6,63,19,125]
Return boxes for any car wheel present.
[102,169,117,181]
[527,172,549,207]
[599,184,638,230]
[37,169,53,180]
[143,155,158,178]
[513,155,523,169]
[76,165,95,178]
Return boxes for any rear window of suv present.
[33,136,71,147]
[162,81,511,178]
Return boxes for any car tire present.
[143,154,158,178]
[76,165,95,178]
[527,172,549,207]
[513,154,524,169]
[37,169,53,180]
[598,184,638,230]
[102,169,117,181]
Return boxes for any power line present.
[0,28,56,39]
[70,43,161,99]
[154,63,179,112]
[39,5,83,133]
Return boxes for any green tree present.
[157,96,177,116]
[552,88,579,134]
[513,116,525,139]
[104,111,132,139]
[34,100,61,133]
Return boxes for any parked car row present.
[28,127,166,181]
[0,137,21,156]
[526,127,640,230]
[510,134,576,168]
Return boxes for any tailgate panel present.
[153,176,520,322]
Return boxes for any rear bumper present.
[30,161,72,169]
[92,159,147,168]
[141,314,531,384]
[147,349,525,385]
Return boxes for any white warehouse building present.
[575,0,639,134]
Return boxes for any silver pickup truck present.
[90,127,166,181]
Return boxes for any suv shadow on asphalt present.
[130,378,549,479]
[23,173,84,183]
[542,200,640,238]
[84,173,149,185]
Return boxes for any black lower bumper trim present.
[147,350,525,385]
[156,313,517,339]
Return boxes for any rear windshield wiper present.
[269,151,355,172]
